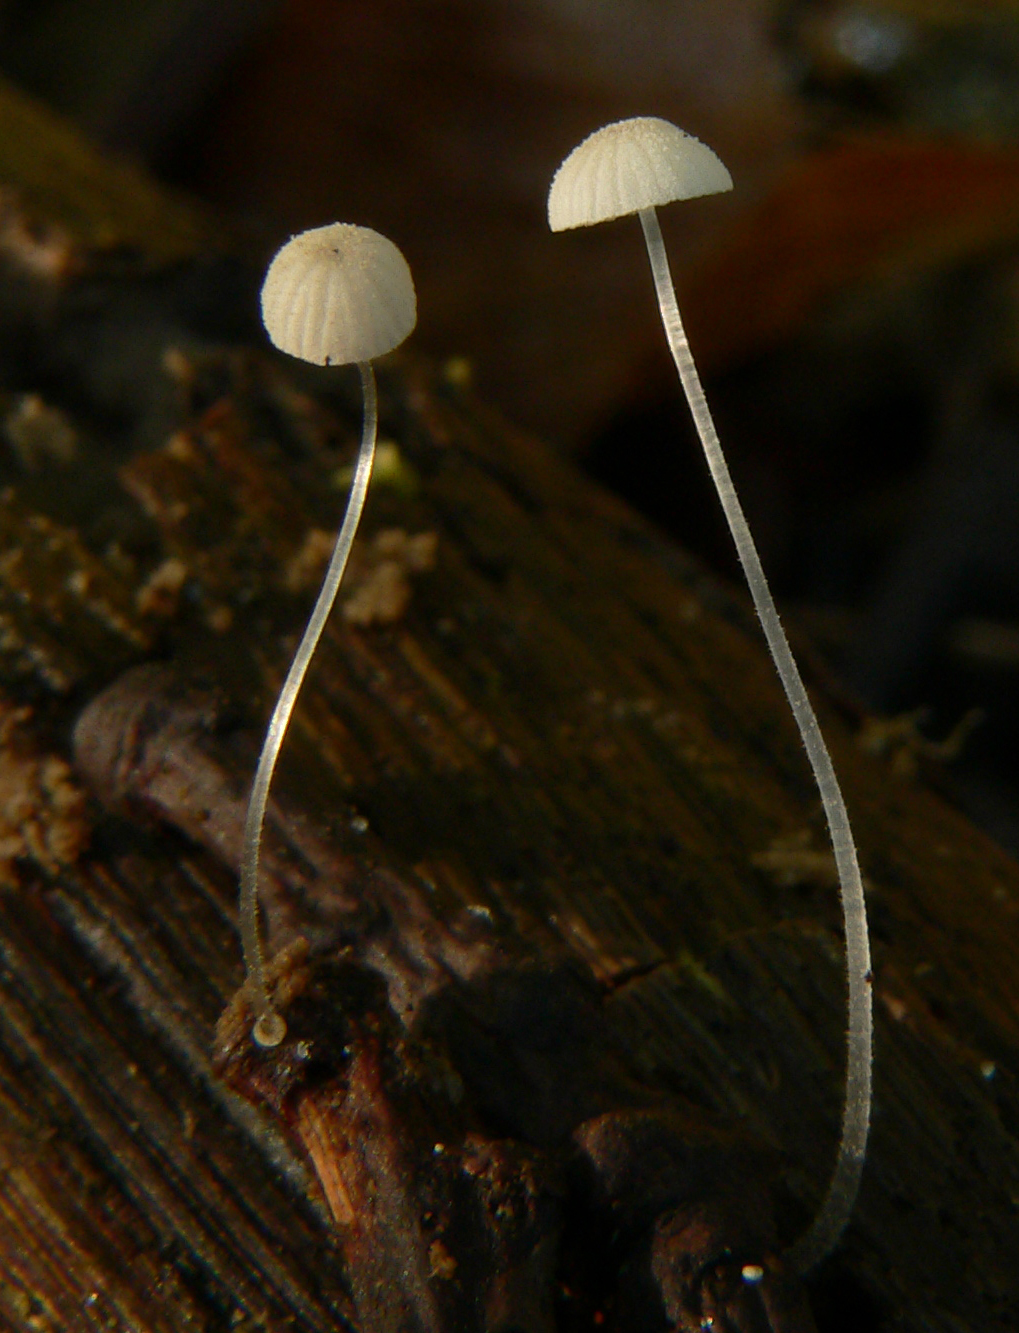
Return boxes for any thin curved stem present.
[639,207,872,1273]
[239,361,378,1047]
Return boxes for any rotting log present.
[0,77,1018,1333]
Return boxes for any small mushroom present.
[242,223,416,1047]
[549,118,872,1273]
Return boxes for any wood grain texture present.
[0,77,1017,1333]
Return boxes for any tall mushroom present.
[243,223,416,1048]
[549,117,872,1273]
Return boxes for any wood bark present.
[0,75,1017,1332]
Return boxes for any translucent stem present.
[239,361,378,1048]
[639,207,872,1273]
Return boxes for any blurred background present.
[3,0,1019,849]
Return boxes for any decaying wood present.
[0,74,219,264]
[1,77,1019,1333]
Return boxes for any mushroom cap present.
[548,117,732,232]
[261,223,417,366]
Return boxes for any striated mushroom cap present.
[261,223,416,366]
[548,117,732,232]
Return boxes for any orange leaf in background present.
[684,135,1019,373]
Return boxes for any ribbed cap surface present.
[261,223,416,365]
[548,117,732,231]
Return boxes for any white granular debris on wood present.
[342,529,438,627]
[283,526,437,625]
[373,529,437,572]
[751,829,839,890]
[3,394,77,469]
[857,706,982,782]
[284,529,335,593]
[428,1239,458,1281]
[0,190,79,281]
[135,556,189,617]
[343,560,410,625]
[0,702,88,885]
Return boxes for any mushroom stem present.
[638,205,872,1273]
[239,361,379,1048]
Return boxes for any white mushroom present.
[261,223,416,366]
[548,116,732,231]
[549,117,872,1273]
[242,223,416,1048]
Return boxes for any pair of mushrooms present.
[243,116,872,1276]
